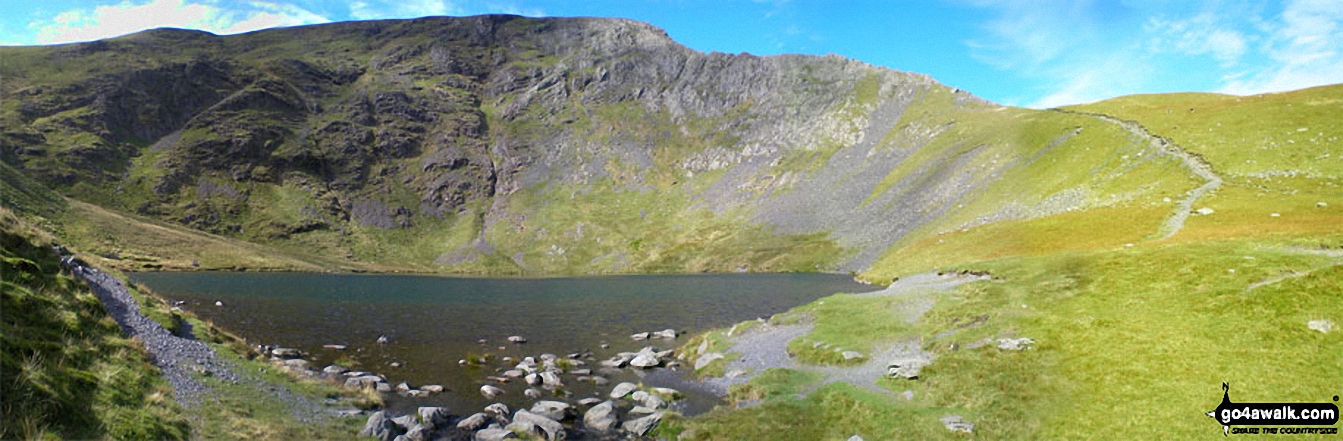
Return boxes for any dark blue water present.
[129,272,876,414]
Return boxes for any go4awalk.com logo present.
[1206,383,1340,436]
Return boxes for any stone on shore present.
[1308,320,1333,333]
[359,411,401,441]
[583,400,618,434]
[695,352,724,370]
[621,412,664,436]
[418,406,450,428]
[457,412,490,431]
[474,427,517,441]
[610,382,638,399]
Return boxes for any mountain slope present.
[1,16,1196,275]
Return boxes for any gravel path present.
[67,259,337,424]
[701,272,982,396]
[67,260,240,405]
[1071,112,1223,240]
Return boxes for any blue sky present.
[2,0,1341,108]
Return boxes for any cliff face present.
[0,16,1196,274]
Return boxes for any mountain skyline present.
[3,0,1342,109]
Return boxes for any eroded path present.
[1074,112,1224,240]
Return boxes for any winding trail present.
[1067,112,1224,240]
[66,260,239,405]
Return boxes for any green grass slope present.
[1,208,189,439]
[674,85,1343,439]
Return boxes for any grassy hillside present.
[669,85,1343,439]
[0,208,189,439]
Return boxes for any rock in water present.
[480,385,505,399]
[630,353,660,368]
[584,400,619,434]
[359,411,400,441]
[524,388,542,399]
[621,412,664,436]
[457,412,489,431]
[508,335,527,343]
[529,400,571,421]
[610,382,638,399]
[631,332,650,341]
[540,371,563,387]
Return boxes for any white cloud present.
[1218,0,1343,95]
[1145,13,1249,67]
[349,0,463,20]
[30,0,329,44]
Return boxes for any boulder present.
[841,350,866,361]
[395,382,412,392]
[524,388,542,399]
[577,398,603,406]
[631,332,650,341]
[344,375,382,390]
[457,412,490,431]
[525,373,541,385]
[529,400,571,421]
[508,335,527,344]
[940,415,974,433]
[592,376,610,386]
[540,371,563,387]
[376,382,392,393]
[1309,320,1333,333]
[419,384,444,393]
[695,352,725,370]
[997,337,1034,351]
[887,354,931,380]
[474,427,516,441]
[484,403,510,418]
[502,369,525,378]
[322,364,349,376]
[1195,207,1215,216]
[418,406,450,428]
[359,411,401,441]
[629,353,660,368]
[631,390,650,402]
[621,412,663,436]
[610,382,638,399]
[390,414,417,430]
[653,329,677,339]
[569,368,592,376]
[514,409,566,441]
[480,385,505,399]
[583,400,619,434]
[642,394,666,409]
[504,421,540,439]
[628,406,656,415]
[404,424,430,441]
